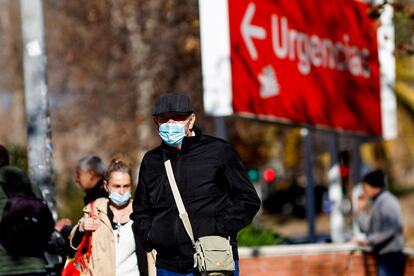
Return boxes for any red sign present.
[200,0,396,138]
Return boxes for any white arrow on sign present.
[241,2,266,61]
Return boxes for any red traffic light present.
[262,168,276,183]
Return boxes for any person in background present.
[0,144,50,276]
[352,169,405,276]
[70,158,153,276]
[131,92,261,275]
[75,155,108,205]
[56,155,108,232]
[53,155,109,272]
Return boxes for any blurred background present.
[0,0,414,247]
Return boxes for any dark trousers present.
[156,260,240,276]
[376,252,406,276]
[16,272,48,276]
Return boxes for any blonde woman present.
[70,158,155,276]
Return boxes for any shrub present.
[237,224,283,246]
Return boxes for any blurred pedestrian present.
[52,155,109,272]
[131,92,261,275]
[352,169,405,276]
[55,155,108,231]
[69,158,153,276]
[0,144,54,276]
[56,155,108,230]
[75,154,108,205]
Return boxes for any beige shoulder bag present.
[164,160,235,276]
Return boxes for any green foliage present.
[57,179,84,222]
[389,185,414,197]
[394,0,414,56]
[5,144,28,172]
[237,224,283,247]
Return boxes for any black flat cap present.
[153,92,194,116]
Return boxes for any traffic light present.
[262,168,276,183]
[247,167,277,183]
[247,168,260,182]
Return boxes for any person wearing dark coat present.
[131,93,261,275]
[75,155,109,205]
[0,145,50,276]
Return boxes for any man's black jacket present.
[131,127,261,273]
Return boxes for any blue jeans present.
[376,252,406,276]
[157,260,240,276]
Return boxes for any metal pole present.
[352,137,362,186]
[20,0,56,219]
[328,133,345,243]
[352,137,362,236]
[301,128,316,242]
[214,116,227,140]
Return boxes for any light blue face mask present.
[109,191,131,206]
[159,122,187,146]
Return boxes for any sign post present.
[200,0,397,243]
[302,128,316,242]
[328,133,345,243]
[20,0,56,219]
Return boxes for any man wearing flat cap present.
[131,92,260,275]
[352,169,405,276]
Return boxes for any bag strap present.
[85,201,94,259]
[164,160,196,245]
[74,201,95,267]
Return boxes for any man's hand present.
[55,218,72,232]
[356,194,369,212]
[350,236,368,246]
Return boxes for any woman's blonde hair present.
[104,158,132,183]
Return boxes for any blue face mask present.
[159,122,187,146]
[109,191,131,206]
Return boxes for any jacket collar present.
[83,197,113,230]
[83,197,108,215]
[372,189,385,203]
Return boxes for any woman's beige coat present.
[70,198,116,276]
